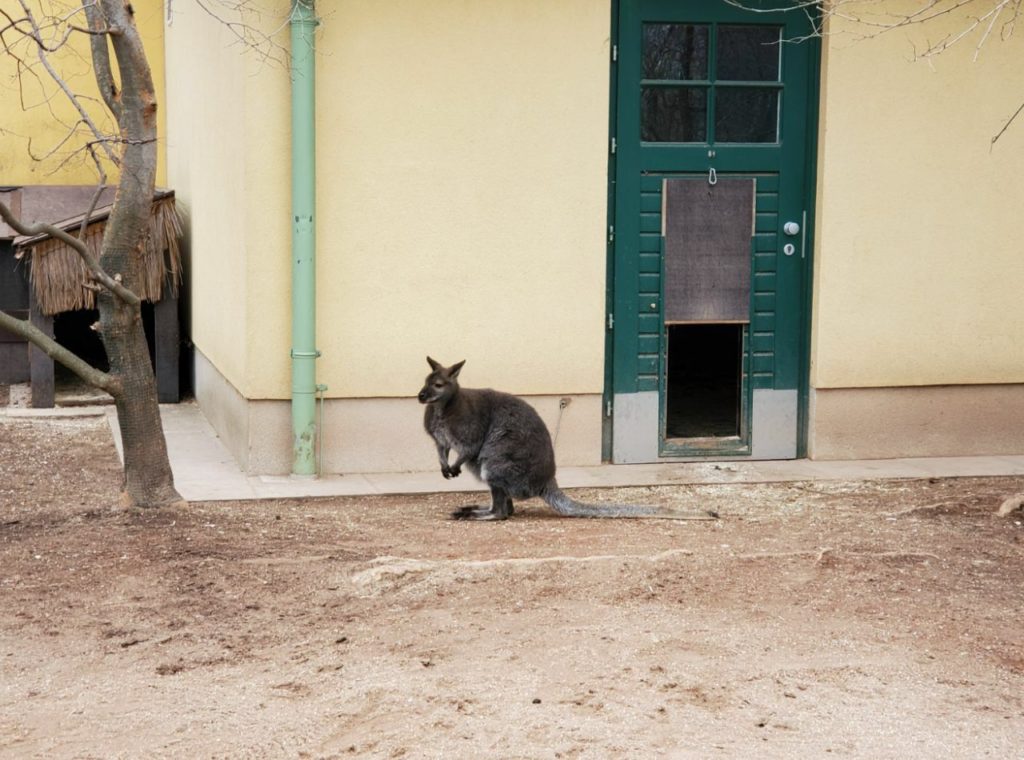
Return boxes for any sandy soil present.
[1,414,1023,759]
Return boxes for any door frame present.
[602,0,822,462]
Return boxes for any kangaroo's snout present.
[417,389,429,403]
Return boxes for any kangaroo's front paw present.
[449,463,462,478]
[441,464,454,479]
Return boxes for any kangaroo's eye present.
[433,382,444,388]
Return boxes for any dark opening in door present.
[51,303,178,404]
[54,310,108,371]
[53,309,109,400]
[665,323,743,440]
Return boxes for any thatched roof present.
[7,187,181,316]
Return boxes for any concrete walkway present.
[112,402,1024,502]
[9,400,1024,502]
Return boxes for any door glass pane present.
[717,25,781,81]
[643,24,709,80]
[715,87,778,143]
[642,87,707,142]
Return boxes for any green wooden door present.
[607,0,819,462]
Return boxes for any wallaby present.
[418,357,718,521]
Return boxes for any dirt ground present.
[1,415,1022,759]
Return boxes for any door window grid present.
[640,22,782,144]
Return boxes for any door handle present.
[783,221,800,236]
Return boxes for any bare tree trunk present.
[91,0,182,508]
[0,1,301,508]
[103,292,182,507]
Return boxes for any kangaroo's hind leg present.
[451,486,513,521]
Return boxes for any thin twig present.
[77,180,108,242]
[81,0,122,122]
[991,100,1024,148]
[14,0,120,167]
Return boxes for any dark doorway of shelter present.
[54,309,108,371]
[665,323,742,439]
[50,303,180,406]
[53,309,110,403]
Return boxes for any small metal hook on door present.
[708,167,718,186]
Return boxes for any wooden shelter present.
[0,186,182,407]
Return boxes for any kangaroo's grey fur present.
[418,357,718,521]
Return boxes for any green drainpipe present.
[290,0,320,475]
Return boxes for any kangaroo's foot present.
[451,505,509,521]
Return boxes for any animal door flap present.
[662,178,754,323]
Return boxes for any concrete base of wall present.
[809,384,1024,459]
[611,388,798,463]
[194,349,604,475]
[196,351,1024,473]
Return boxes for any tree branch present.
[14,0,120,167]
[81,0,121,122]
[725,0,1024,143]
[188,0,291,67]
[0,309,121,396]
[992,99,1024,147]
[726,0,1022,59]
[0,199,141,306]
[96,0,160,281]
[79,191,104,244]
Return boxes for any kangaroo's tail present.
[540,482,718,520]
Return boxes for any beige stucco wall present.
[316,0,610,399]
[810,384,1024,459]
[193,347,603,475]
[166,0,610,402]
[812,4,1024,389]
[164,1,291,396]
[0,0,167,186]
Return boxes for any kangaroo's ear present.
[427,356,442,371]
[449,360,466,379]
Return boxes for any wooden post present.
[154,293,179,403]
[0,242,31,384]
[28,289,54,408]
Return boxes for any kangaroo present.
[418,357,718,521]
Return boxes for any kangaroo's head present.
[417,357,466,405]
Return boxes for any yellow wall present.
[169,0,611,400]
[317,0,610,398]
[0,0,167,186]
[813,4,1024,388]
[180,0,1024,402]
[164,1,291,397]
[14,0,1022,403]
